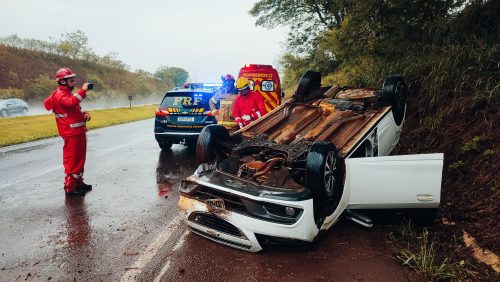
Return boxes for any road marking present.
[0,136,150,190]
[0,165,62,190]
[121,213,185,282]
[153,230,189,282]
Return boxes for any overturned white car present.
[179,71,443,252]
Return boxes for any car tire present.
[1,110,8,117]
[306,142,343,220]
[196,125,229,164]
[186,139,198,148]
[22,107,28,115]
[158,141,172,150]
[293,70,321,102]
[378,75,406,126]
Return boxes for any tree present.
[154,66,189,86]
[250,0,348,54]
[56,30,91,59]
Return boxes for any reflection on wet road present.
[0,119,197,281]
[156,148,197,199]
[0,119,418,281]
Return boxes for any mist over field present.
[17,92,165,117]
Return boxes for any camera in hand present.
[87,83,94,90]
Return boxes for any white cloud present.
[0,0,288,82]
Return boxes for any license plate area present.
[205,198,225,211]
[178,116,195,122]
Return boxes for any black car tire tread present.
[158,141,172,150]
[378,75,407,126]
[294,70,321,102]
[196,125,229,164]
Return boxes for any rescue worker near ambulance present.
[233,77,267,129]
[44,67,92,196]
[209,74,237,110]
[209,74,237,120]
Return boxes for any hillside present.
[254,0,499,279]
[0,44,172,102]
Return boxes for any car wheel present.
[293,70,321,102]
[22,107,28,115]
[196,125,229,164]
[186,139,198,148]
[1,110,8,117]
[158,141,172,150]
[378,75,406,126]
[306,142,343,219]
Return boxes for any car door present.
[12,99,21,112]
[5,99,15,113]
[345,153,443,209]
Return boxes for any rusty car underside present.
[210,83,392,190]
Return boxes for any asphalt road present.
[0,119,422,281]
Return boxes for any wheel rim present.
[324,151,337,194]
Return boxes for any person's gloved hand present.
[241,114,251,121]
[84,112,91,122]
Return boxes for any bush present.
[24,74,54,101]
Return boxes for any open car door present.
[345,153,444,209]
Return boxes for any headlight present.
[241,199,303,224]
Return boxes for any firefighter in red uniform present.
[44,67,92,196]
[233,77,267,129]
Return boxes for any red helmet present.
[55,67,76,82]
[224,74,234,81]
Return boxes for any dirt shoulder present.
[394,93,499,279]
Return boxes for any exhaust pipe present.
[345,210,373,228]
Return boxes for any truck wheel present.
[196,125,229,164]
[294,70,321,102]
[378,75,406,126]
[158,141,172,150]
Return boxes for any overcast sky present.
[0,0,288,82]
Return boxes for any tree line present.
[0,31,189,102]
[251,0,499,101]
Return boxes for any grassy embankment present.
[0,105,156,147]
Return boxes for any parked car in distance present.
[154,85,219,149]
[0,98,29,117]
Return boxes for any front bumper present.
[179,169,319,252]
[154,131,200,143]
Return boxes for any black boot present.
[79,183,92,191]
[65,186,87,196]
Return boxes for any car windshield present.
[160,92,212,110]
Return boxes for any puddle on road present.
[155,148,198,199]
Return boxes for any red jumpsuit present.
[44,85,88,193]
[233,91,267,128]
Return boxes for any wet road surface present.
[0,119,421,281]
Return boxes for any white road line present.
[121,213,185,282]
[0,136,150,190]
[153,230,189,282]
[0,165,62,190]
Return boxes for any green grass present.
[0,105,157,147]
[394,221,478,281]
